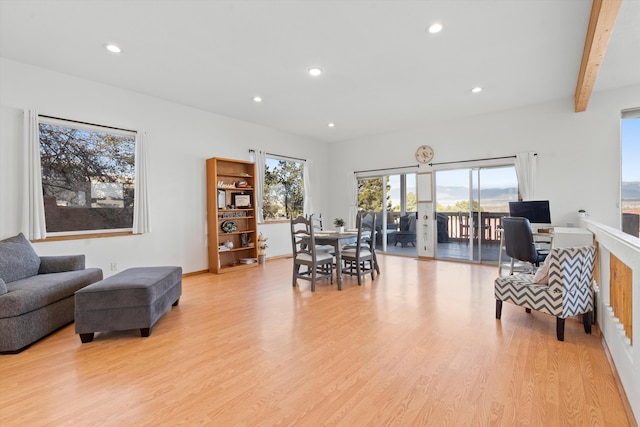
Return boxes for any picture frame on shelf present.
[233,193,251,208]
[217,190,226,209]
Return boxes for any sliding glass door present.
[357,172,417,256]
[435,165,517,263]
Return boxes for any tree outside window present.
[263,157,304,220]
[39,119,136,232]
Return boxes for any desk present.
[545,227,593,248]
[497,227,593,274]
[314,231,358,291]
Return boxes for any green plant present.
[333,218,345,227]
[578,209,586,213]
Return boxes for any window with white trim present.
[39,117,137,233]
[262,156,304,220]
[622,108,640,238]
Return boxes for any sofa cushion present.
[0,269,103,318]
[0,233,41,284]
[0,278,7,296]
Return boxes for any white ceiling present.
[1,0,639,143]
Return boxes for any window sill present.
[31,231,135,243]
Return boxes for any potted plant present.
[334,218,345,233]
[578,209,587,218]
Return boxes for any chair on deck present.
[495,245,596,341]
[394,213,416,247]
[342,212,377,285]
[291,215,334,291]
[503,216,549,274]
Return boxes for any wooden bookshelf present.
[206,157,259,274]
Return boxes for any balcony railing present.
[437,211,507,243]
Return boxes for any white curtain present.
[347,172,358,229]
[253,149,266,223]
[302,159,313,216]
[515,152,537,200]
[132,130,150,234]
[22,109,47,240]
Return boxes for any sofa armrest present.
[38,255,86,274]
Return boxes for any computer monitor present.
[508,200,551,225]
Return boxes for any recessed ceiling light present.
[328,123,335,128]
[105,44,121,53]
[427,23,443,34]
[471,87,483,93]
[308,67,323,77]
[253,96,263,103]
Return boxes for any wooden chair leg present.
[583,311,592,334]
[556,318,565,341]
[495,300,502,319]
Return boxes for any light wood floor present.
[0,256,632,426]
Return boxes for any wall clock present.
[415,145,434,163]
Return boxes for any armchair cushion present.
[532,259,550,284]
[0,233,41,284]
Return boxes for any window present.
[262,156,304,220]
[621,109,640,237]
[38,117,137,233]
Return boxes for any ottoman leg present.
[140,327,152,337]
[80,333,94,343]
[172,298,180,307]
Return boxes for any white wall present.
[2,56,638,273]
[0,58,330,275]
[327,85,640,235]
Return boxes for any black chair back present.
[503,217,542,264]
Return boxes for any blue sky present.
[622,117,640,182]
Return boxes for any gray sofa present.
[0,233,103,353]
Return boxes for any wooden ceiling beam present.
[575,0,622,112]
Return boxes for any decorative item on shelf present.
[578,209,587,218]
[334,217,345,233]
[221,220,238,233]
[218,181,236,189]
[225,240,234,250]
[234,193,251,208]
[257,233,268,264]
[220,211,247,218]
[241,233,249,247]
[236,180,249,188]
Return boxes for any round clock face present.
[415,145,434,163]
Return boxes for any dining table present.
[313,229,379,290]
[312,230,358,290]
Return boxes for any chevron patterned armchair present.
[494,246,596,341]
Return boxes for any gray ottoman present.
[75,266,182,343]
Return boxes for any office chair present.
[503,216,549,274]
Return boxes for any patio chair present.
[495,245,595,341]
[291,215,334,291]
[394,213,416,247]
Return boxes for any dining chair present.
[341,212,377,285]
[308,213,334,253]
[291,215,334,291]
